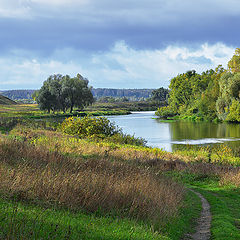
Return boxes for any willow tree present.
[37,74,93,113]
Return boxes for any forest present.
[156,48,240,122]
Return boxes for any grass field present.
[0,126,200,239]
[167,171,240,239]
[0,104,240,239]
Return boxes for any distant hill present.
[0,90,35,100]
[1,88,155,101]
[0,94,17,105]
[92,88,154,100]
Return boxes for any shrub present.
[60,116,146,146]
[155,106,176,118]
[60,116,118,138]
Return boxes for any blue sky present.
[0,0,239,90]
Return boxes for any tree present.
[37,74,93,113]
[228,48,240,73]
[226,99,240,122]
[216,72,240,120]
[150,87,169,103]
[37,85,56,113]
[62,74,94,113]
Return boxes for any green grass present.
[166,171,240,239]
[0,191,203,240]
[0,129,203,240]
[2,118,240,239]
[161,189,202,240]
[0,196,170,240]
[0,104,131,119]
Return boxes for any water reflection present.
[107,112,240,152]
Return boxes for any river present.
[107,111,240,152]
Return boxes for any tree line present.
[156,48,240,122]
[1,88,168,102]
[33,74,93,113]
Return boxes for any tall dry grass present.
[9,127,240,185]
[220,171,240,186]
[0,138,184,228]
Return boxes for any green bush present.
[60,116,146,146]
[155,106,176,118]
[61,116,118,138]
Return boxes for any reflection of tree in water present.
[169,121,240,151]
[169,122,216,140]
[219,123,240,138]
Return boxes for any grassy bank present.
[0,195,168,240]
[167,171,240,239]
[0,103,131,119]
[0,126,204,239]
[0,100,159,119]
[1,118,240,238]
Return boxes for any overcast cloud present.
[0,0,238,89]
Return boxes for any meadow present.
[0,104,240,239]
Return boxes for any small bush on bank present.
[155,106,176,119]
[61,116,118,138]
[60,116,146,146]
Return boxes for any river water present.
[107,111,240,152]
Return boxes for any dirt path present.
[186,189,212,240]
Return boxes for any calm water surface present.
[107,111,240,152]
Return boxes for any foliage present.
[226,99,240,122]
[228,48,240,73]
[156,48,240,122]
[156,69,220,120]
[97,96,130,103]
[216,72,240,120]
[150,87,169,103]
[155,106,176,118]
[36,74,93,113]
[1,88,155,102]
[92,88,153,100]
[0,90,35,100]
[61,116,118,138]
[60,116,147,146]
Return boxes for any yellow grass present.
[0,137,184,229]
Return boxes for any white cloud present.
[0,42,235,90]
[0,0,31,18]
[86,41,234,88]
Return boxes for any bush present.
[60,116,146,146]
[61,116,118,138]
[155,106,176,118]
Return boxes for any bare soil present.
[185,189,212,240]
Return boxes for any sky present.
[0,0,239,90]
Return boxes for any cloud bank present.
[0,42,235,90]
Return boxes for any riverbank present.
[0,128,196,240]
[0,100,160,118]
[1,109,240,239]
[1,123,240,239]
[0,103,131,118]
